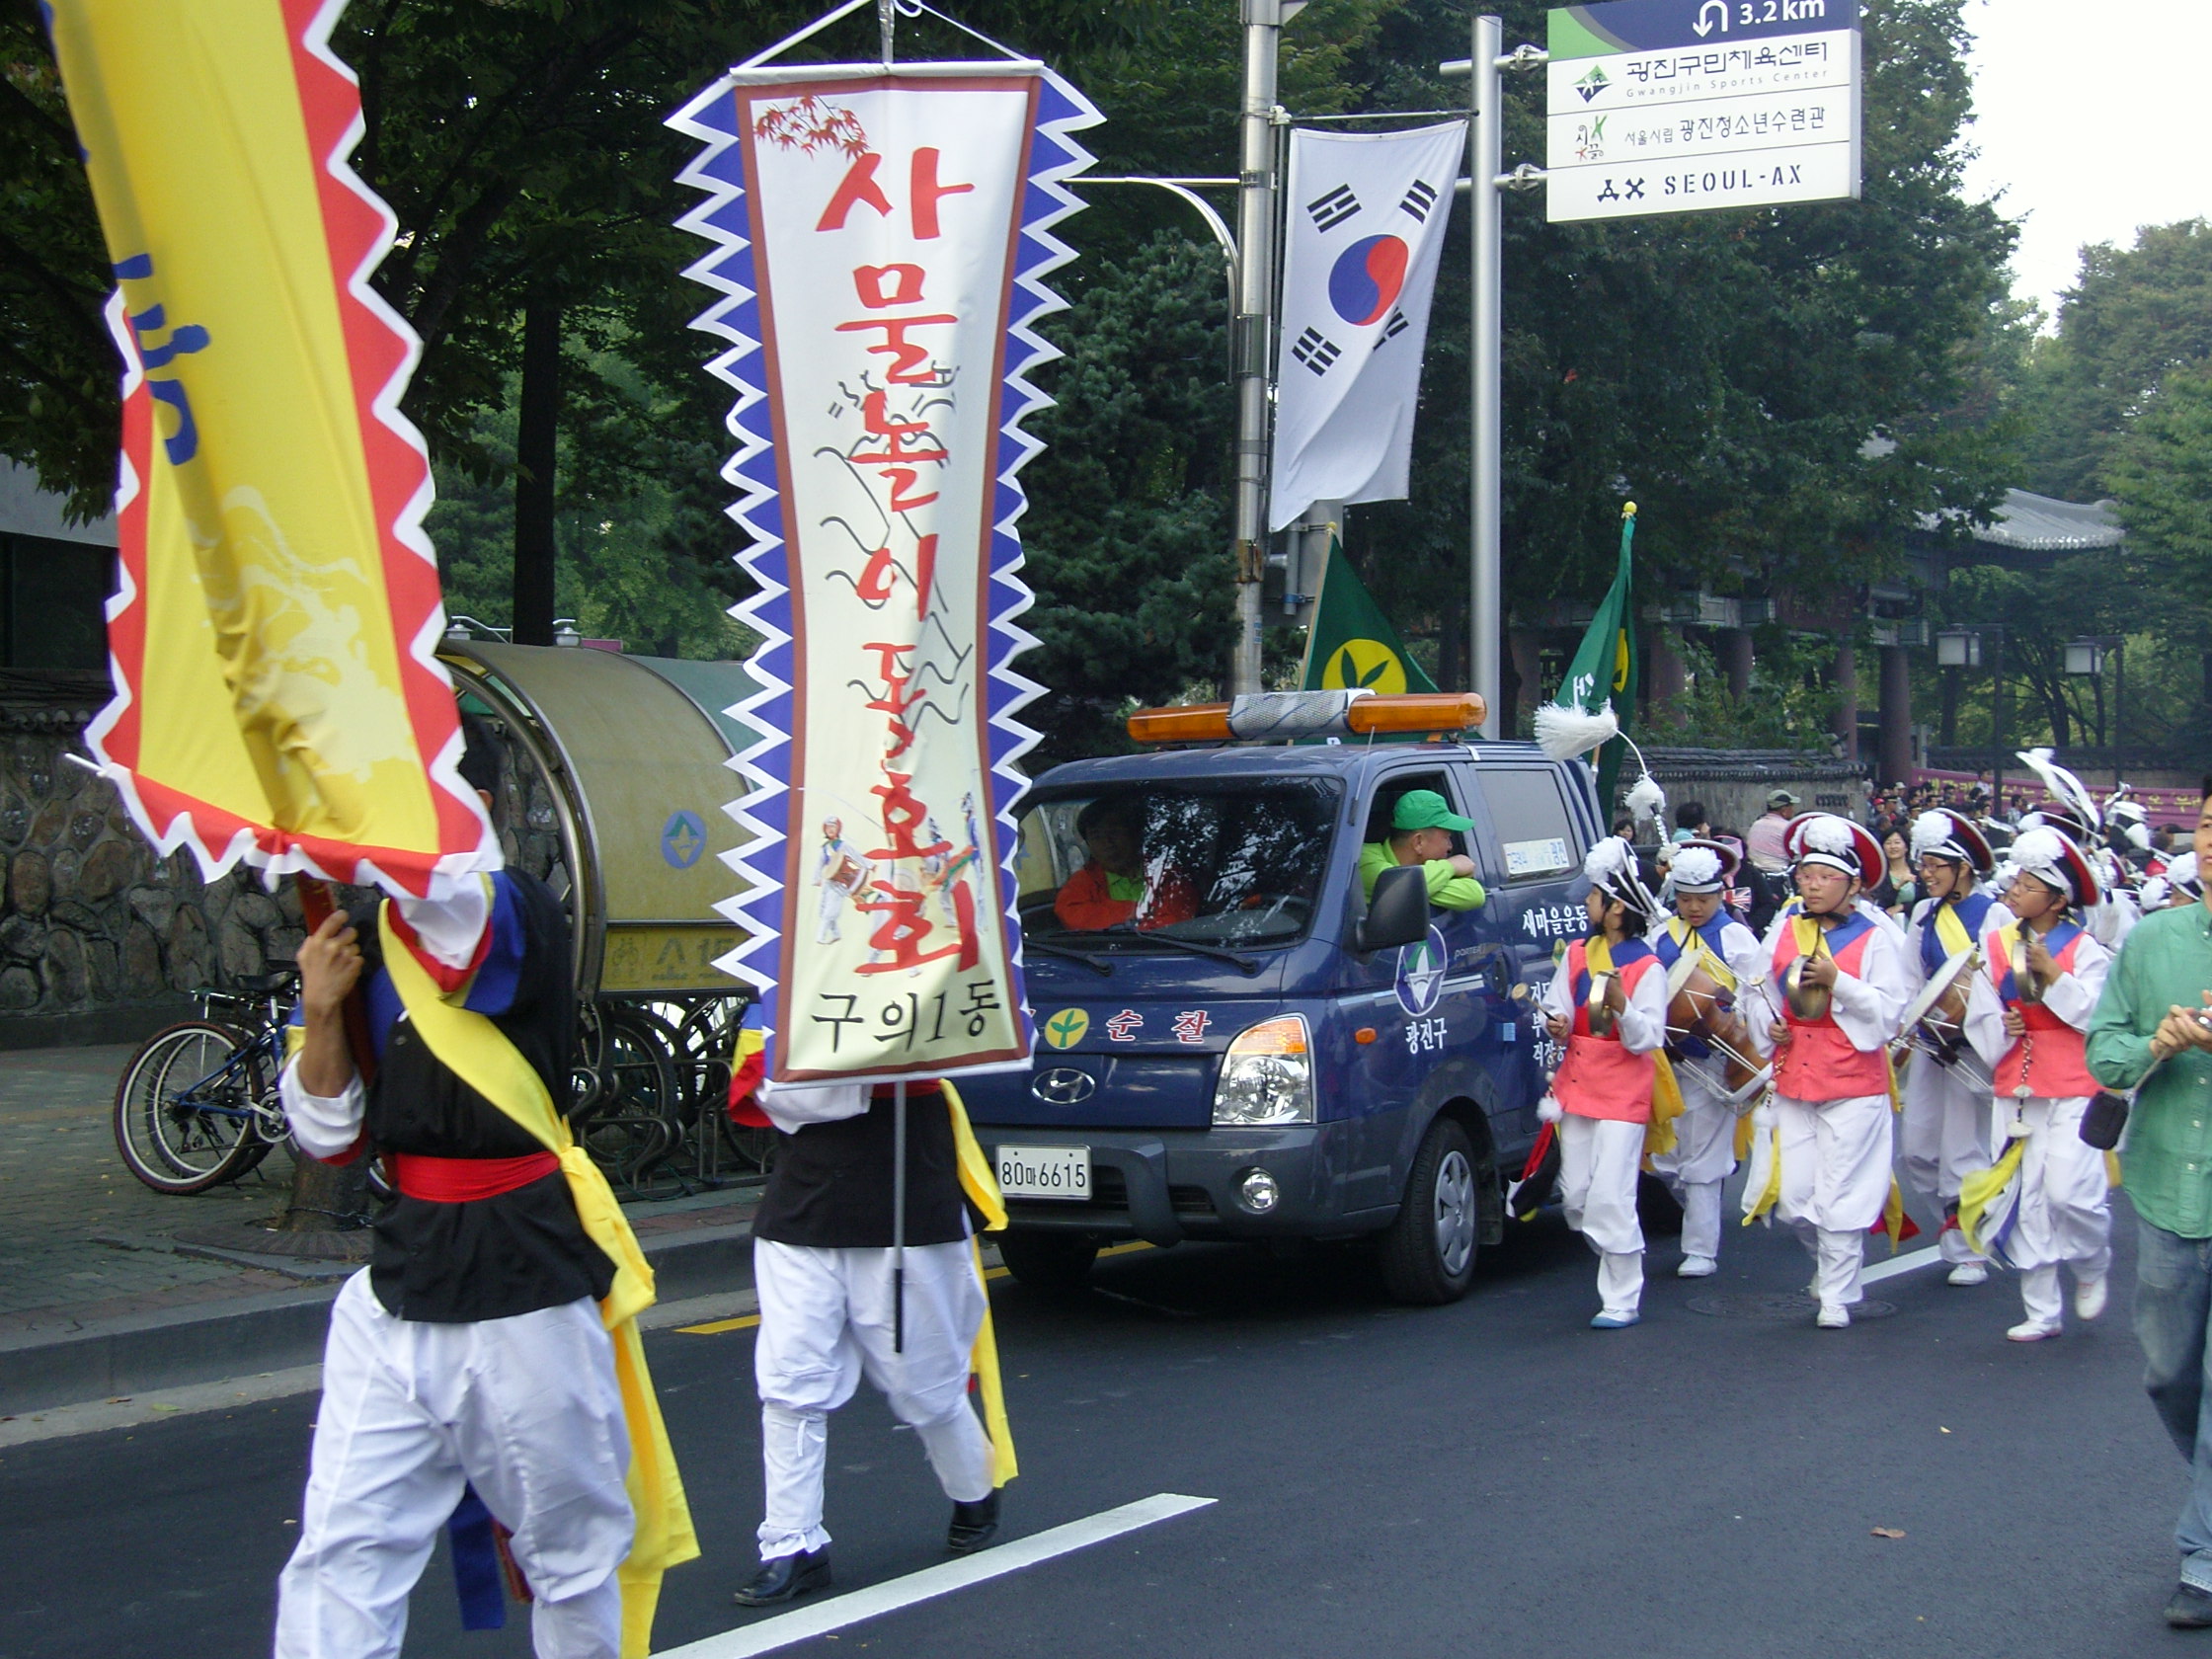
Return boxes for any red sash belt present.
[391,1150,560,1203]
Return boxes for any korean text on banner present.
[671,67,1102,1082]
[46,0,495,896]
[1269,119,1465,533]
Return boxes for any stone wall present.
[0,715,310,1048]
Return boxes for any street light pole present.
[2113,637,2126,791]
[1467,13,1503,738]
[1229,0,1288,699]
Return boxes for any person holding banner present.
[1647,839,1767,1279]
[1540,837,1669,1329]
[274,749,673,1659]
[1957,828,2112,1342]
[735,1070,1015,1608]
[1752,815,1910,1330]
[1897,808,2013,1286]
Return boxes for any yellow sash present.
[1958,1138,2026,1258]
[378,900,696,1659]
[1932,899,1975,960]
[941,1079,1018,1486]
[1666,916,1737,993]
[1585,935,1684,1158]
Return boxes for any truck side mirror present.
[1358,864,1430,954]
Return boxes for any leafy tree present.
[2021,219,2212,502]
[1017,233,1236,765]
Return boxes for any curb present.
[0,1215,760,1417]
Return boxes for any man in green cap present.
[1360,789,1488,910]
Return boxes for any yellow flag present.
[48,1,495,894]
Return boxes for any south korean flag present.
[1268,120,1466,532]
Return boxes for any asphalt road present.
[0,1199,2200,1659]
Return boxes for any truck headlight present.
[1212,1014,1313,1126]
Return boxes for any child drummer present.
[1755,814,1911,1330]
[1542,838,1669,1329]
[1962,827,2114,1341]
[1899,808,2014,1286]
[1649,838,1768,1278]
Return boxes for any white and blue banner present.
[670,63,1100,1082]
[1268,119,1466,532]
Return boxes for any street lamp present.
[1935,624,2007,810]
[2065,634,2125,789]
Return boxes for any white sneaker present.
[2076,1277,2108,1320]
[1816,1304,1851,1330]
[1678,1255,1717,1279]
[2007,1318,2062,1342]
[1947,1263,1989,1287]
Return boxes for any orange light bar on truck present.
[1126,690,1488,746]
[1345,692,1486,735]
[1126,702,1234,745]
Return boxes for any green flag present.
[1300,535,1440,694]
[1556,504,1639,811]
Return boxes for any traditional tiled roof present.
[1967,489,2124,553]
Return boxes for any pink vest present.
[1987,926,2099,1098]
[1773,921,1890,1100]
[1552,940,1659,1124]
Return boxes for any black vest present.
[353,873,614,1322]
[751,1088,971,1249]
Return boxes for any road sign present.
[1543,0,1860,223]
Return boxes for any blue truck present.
[960,692,1606,1304]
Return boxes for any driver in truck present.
[1359,789,1489,911]
[1053,797,1197,931]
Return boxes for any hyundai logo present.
[1033,1066,1095,1105]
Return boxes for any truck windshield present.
[1015,779,1341,950]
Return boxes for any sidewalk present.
[0,1043,764,1412]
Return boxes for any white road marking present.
[660,1492,1219,1658]
[1860,1246,1942,1286]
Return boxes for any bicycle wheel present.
[113,1021,271,1195]
[576,1005,681,1195]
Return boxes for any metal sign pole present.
[1468,14,1503,737]
[1230,0,1287,698]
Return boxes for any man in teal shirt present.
[2088,781,2212,1628]
[1359,789,1487,911]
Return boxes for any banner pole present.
[1469,13,1503,738]
[893,1078,908,1354]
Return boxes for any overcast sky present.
[1961,0,2211,325]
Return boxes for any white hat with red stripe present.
[2009,826,2101,908]
[1783,813,1884,887]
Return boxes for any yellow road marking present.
[676,1241,1157,1334]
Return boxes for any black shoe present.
[947,1490,1000,1554]
[2166,1582,2212,1628]
[734,1548,831,1608]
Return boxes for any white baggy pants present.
[752,1237,993,1560]
[1774,1091,1893,1311]
[1652,1067,1737,1262]
[1899,1052,1992,1264]
[275,1271,633,1659]
[2008,1094,2114,1324]
[1559,1114,1646,1316]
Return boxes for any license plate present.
[994,1144,1090,1201]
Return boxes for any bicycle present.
[112,969,299,1195]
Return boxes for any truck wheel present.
[1380,1116,1480,1304]
[996,1230,1100,1293]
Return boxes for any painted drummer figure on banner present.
[1648,838,1769,1279]
[813,816,873,946]
[1744,814,1910,1331]
[1898,808,2014,1285]
[1960,828,2116,1342]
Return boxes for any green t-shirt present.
[1359,840,1486,911]
[2088,902,2212,1237]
